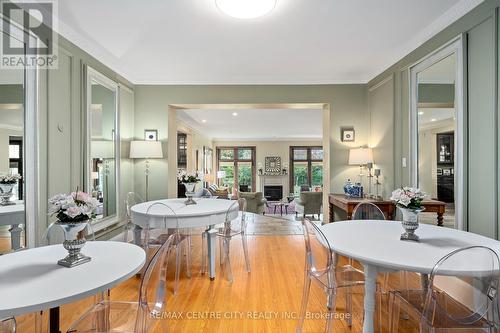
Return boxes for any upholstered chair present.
[238,192,266,214]
[295,191,323,219]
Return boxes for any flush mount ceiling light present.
[216,0,277,19]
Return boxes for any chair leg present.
[296,275,312,333]
[185,236,192,278]
[346,285,353,327]
[219,236,224,266]
[242,232,251,273]
[224,238,233,282]
[174,243,182,295]
[388,292,401,333]
[201,232,207,274]
[325,290,337,333]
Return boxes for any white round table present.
[320,220,500,333]
[131,198,239,279]
[0,241,145,332]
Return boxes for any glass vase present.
[184,182,197,205]
[0,183,15,206]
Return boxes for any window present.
[177,132,187,169]
[9,137,23,200]
[216,147,256,191]
[290,146,323,194]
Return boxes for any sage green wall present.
[37,35,134,243]
[418,84,455,104]
[368,0,500,239]
[0,85,23,103]
[134,85,368,201]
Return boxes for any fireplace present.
[264,185,283,201]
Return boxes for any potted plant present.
[177,171,201,205]
[390,187,426,241]
[0,173,22,205]
[48,190,99,267]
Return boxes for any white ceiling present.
[177,108,323,140]
[418,108,455,128]
[56,0,482,84]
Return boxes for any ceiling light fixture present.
[431,118,437,122]
[418,111,424,115]
[232,112,238,116]
[202,119,207,123]
[216,0,277,19]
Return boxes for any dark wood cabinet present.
[436,132,454,165]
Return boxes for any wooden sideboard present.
[328,194,446,226]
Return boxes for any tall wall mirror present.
[410,37,463,230]
[0,19,37,253]
[86,67,119,230]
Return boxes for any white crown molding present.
[213,137,322,142]
[368,0,484,82]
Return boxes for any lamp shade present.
[217,170,226,179]
[348,148,373,165]
[204,174,214,182]
[129,141,163,159]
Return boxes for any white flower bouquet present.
[390,187,426,210]
[49,191,99,223]
[177,170,201,184]
[0,174,22,184]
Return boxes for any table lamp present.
[348,147,373,187]
[130,141,163,201]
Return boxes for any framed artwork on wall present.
[341,127,355,142]
[265,156,281,174]
[144,129,158,141]
[203,146,213,176]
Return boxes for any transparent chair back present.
[135,233,175,333]
[0,317,15,333]
[422,245,500,330]
[301,218,336,287]
[222,198,247,235]
[126,192,144,220]
[352,202,385,220]
[144,202,180,248]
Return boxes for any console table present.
[328,194,446,226]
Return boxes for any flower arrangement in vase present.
[48,190,99,267]
[177,170,201,205]
[0,173,22,206]
[390,187,426,241]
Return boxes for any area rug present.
[245,212,321,236]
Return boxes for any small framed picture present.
[144,129,158,141]
[341,127,355,142]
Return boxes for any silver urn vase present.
[399,207,425,242]
[56,221,91,267]
[0,183,15,206]
[183,182,197,205]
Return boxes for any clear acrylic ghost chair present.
[388,246,500,333]
[201,198,250,282]
[0,317,16,333]
[144,202,191,295]
[66,233,174,333]
[350,202,402,292]
[123,192,144,243]
[296,218,380,332]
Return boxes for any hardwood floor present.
[14,235,421,332]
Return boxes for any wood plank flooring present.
[14,235,421,333]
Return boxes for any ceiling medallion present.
[216,0,277,19]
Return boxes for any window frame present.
[289,146,323,191]
[9,136,23,200]
[216,146,256,191]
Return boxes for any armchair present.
[238,192,266,214]
[295,191,322,219]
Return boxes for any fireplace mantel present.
[259,174,288,194]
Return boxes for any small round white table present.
[320,220,500,333]
[131,198,239,280]
[0,241,145,332]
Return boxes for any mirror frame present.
[0,14,39,249]
[85,66,120,232]
[409,36,465,230]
